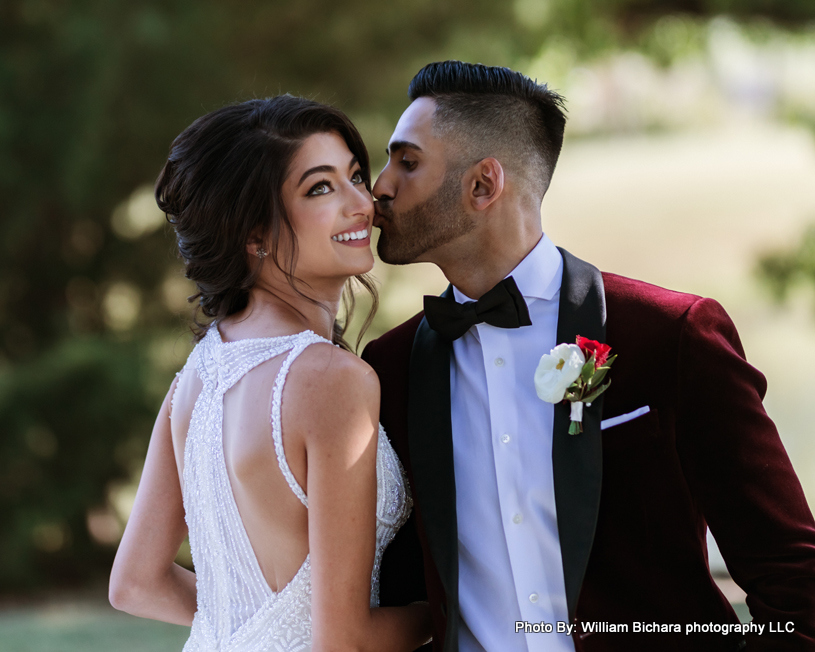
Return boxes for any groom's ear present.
[466,157,504,211]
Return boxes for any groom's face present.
[373,97,474,265]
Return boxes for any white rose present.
[534,343,586,403]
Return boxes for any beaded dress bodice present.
[178,327,412,652]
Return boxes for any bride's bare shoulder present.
[283,342,380,443]
[287,342,379,400]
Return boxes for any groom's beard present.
[376,167,475,265]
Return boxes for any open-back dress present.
[176,327,412,651]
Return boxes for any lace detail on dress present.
[370,423,413,605]
[169,356,192,419]
[179,325,412,652]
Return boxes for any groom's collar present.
[451,233,563,304]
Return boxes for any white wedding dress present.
[176,326,412,651]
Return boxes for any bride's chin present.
[343,251,375,276]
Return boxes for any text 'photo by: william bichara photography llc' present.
[515,620,797,636]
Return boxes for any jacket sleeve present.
[676,297,815,650]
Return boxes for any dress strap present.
[168,355,193,419]
[270,332,332,508]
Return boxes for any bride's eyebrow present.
[297,156,360,187]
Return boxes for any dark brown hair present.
[408,61,567,199]
[155,95,378,350]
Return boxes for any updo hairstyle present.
[155,95,377,349]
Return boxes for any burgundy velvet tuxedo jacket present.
[361,249,815,652]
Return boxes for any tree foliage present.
[757,224,815,303]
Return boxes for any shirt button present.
[494,357,505,367]
[512,513,523,524]
[529,593,539,604]
[500,433,511,444]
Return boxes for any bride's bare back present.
[170,343,310,594]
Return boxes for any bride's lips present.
[331,221,371,247]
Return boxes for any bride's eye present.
[307,181,332,196]
[351,170,365,185]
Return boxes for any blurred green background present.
[2,0,815,648]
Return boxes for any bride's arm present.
[108,378,197,625]
[295,347,431,652]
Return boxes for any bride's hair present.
[155,95,378,350]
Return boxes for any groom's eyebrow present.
[297,156,360,187]
[386,140,423,156]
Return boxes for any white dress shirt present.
[451,234,574,652]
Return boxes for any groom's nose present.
[372,162,395,201]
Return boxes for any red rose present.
[576,336,612,367]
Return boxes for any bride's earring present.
[256,248,268,259]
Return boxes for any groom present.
[362,61,815,652]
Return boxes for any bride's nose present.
[345,182,374,217]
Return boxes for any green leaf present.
[589,366,609,387]
[583,379,612,403]
[603,354,618,368]
[581,355,595,383]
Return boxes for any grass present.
[0,600,189,652]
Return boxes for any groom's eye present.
[401,158,417,171]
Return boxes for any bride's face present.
[280,132,374,284]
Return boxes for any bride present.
[108,96,431,651]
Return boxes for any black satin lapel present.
[554,247,606,620]
[408,301,459,631]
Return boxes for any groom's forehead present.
[388,97,438,152]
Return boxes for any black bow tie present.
[423,276,533,341]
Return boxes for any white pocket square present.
[601,406,651,430]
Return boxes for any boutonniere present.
[534,336,617,435]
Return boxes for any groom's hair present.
[408,61,566,201]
